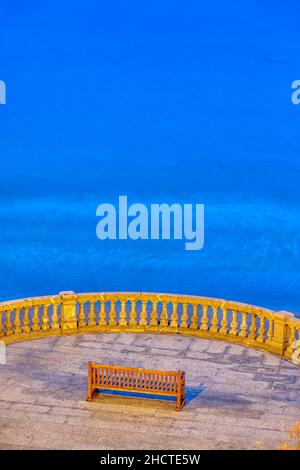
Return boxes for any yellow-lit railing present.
[0,291,299,362]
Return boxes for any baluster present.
[32,305,40,331]
[78,301,86,328]
[160,302,168,327]
[22,305,30,333]
[119,300,127,326]
[257,314,266,343]
[14,307,22,335]
[150,301,158,327]
[200,303,209,331]
[170,300,179,328]
[296,325,300,342]
[129,299,137,326]
[266,317,274,342]
[294,325,300,362]
[210,305,219,333]
[140,300,148,327]
[51,302,60,330]
[109,300,117,327]
[219,304,228,335]
[0,309,3,336]
[41,304,50,331]
[99,299,107,326]
[180,302,188,329]
[239,311,248,338]
[229,309,238,336]
[5,309,13,335]
[189,303,198,330]
[248,313,257,340]
[88,301,96,327]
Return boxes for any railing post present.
[267,311,294,356]
[60,291,78,333]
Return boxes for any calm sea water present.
[0,2,299,314]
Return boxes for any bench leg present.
[87,386,93,401]
[87,387,98,402]
[87,361,93,401]
[176,398,186,410]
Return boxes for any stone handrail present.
[0,291,299,362]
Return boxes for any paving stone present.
[1,333,300,450]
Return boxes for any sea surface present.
[0,2,299,315]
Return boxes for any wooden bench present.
[87,362,186,411]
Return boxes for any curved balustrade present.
[0,291,299,362]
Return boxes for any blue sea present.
[0,1,299,315]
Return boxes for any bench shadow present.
[95,384,205,406]
[185,385,205,404]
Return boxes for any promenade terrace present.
[0,291,299,449]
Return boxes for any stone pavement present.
[0,333,299,450]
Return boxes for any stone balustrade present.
[0,291,299,362]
